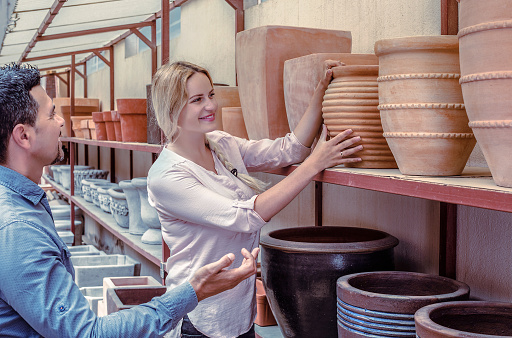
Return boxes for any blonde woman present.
[147,61,362,338]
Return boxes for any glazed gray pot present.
[119,180,147,236]
[108,187,129,229]
[260,226,399,338]
[131,177,161,245]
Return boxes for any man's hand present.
[189,247,260,302]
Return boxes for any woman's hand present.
[318,59,344,89]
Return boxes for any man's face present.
[29,85,64,166]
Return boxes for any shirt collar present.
[0,165,47,206]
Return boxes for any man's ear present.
[10,124,32,150]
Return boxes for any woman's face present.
[177,72,218,136]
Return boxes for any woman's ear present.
[10,124,32,150]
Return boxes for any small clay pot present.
[117,99,147,143]
[415,301,512,337]
[80,119,91,139]
[111,110,122,141]
[214,86,241,131]
[92,112,107,141]
[221,107,248,139]
[103,111,116,141]
[70,116,91,138]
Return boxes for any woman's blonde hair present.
[151,61,268,194]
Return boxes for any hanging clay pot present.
[213,86,241,131]
[260,226,398,338]
[221,107,249,139]
[284,53,379,131]
[117,99,147,143]
[102,111,116,141]
[323,65,397,169]
[336,271,470,337]
[236,25,352,140]
[54,97,100,137]
[111,110,123,141]
[415,301,512,337]
[92,112,108,141]
[119,179,148,236]
[131,177,161,245]
[375,35,475,176]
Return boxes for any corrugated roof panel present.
[0,44,27,56]
[8,9,48,31]
[27,41,111,60]
[2,30,38,46]
[32,31,122,52]
[44,14,149,35]
[14,0,53,13]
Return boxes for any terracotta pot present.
[92,112,108,141]
[106,286,166,314]
[255,278,277,327]
[337,271,470,337]
[80,119,91,139]
[70,116,91,138]
[117,99,147,143]
[236,25,352,140]
[54,98,100,137]
[375,36,475,176]
[102,111,115,141]
[415,301,512,337]
[323,65,397,169]
[111,110,122,141]
[284,53,378,131]
[88,120,96,140]
[260,226,398,338]
[221,107,248,139]
[214,86,241,131]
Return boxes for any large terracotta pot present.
[323,65,397,169]
[375,36,475,176]
[458,0,512,187]
[337,271,470,337]
[92,112,108,141]
[260,226,398,338]
[117,99,147,143]
[213,86,241,131]
[221,107,248,139]
[284,53,379,132]
[415,301,512,337]
[236,25,352,140]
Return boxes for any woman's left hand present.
[319,60,344,89]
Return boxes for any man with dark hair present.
[0,63,259,337]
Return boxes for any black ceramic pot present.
[260,226,399,338]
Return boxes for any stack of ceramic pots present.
[457,0,512,187]
[375,36,476,176]
[322,65,397,168]
[74,169,109,197]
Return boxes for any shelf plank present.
[267,166,512,213]
[60,137,163,153]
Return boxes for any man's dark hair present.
[0,63,41,163]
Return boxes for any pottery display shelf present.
[266,166,512,213]
[60,137,162,153]
[42,174,163,271]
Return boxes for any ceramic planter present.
[74,169,109,196]
[105,286,166,314]
[284,53,379,131]
[260,226,398,338]
[70,116,91,138]
[255,278,277,327]
[108,187,129,229]
[97,184,119,213]
[102,276,162,305]
[54,219,82,232]
[82,179,109,203]
[111,110,122,141]
[131,177,161,245]
[236,25,352,140]
[323,65,396,169]
[336,271,470,337]
[117,98,147,143]
[415,301,512,337]
[119,179,147,236]
[90,182,118,208]
[92,111,108,141]
[375,35,475,176]
[221,107,248,139]
[58,165,92,190]
[80,119,91,139]
[50,204,82,221]
[80,286,103,315]
[58,231,74,245]
[102,111,116,141]
[68,245,105,256]
[70,254,141,288]
[213,86,241,131]
[54,97,100,137]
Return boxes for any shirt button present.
[59,306,65,312]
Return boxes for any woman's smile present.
[199,113,215,122]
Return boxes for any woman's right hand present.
[306,125,363,172]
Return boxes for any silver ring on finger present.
[340,151,344,158]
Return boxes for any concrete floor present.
[254,324,283,338]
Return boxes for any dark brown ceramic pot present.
[260,226,398,338]
[337,271,470,337]
[117,99,147,143]
[415,301,512,337]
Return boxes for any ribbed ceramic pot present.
[119,179,148,236]
[260,226,398,338]
[221,107,249,139]
[336,271,470,338]
[323,65,396,169]
[108,187,129,228]
[131,177,161,245]
[415,301,512,337]
[59,165,92,190]
[375,35,475,176]
[117,99,147,143]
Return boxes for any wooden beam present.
[39,21,153,41]
[224,0,244,33]
[441,0,459,35]
[19,0,67,63]
[24,47,110,62]
[109,46,114,110]
[131,28,156,50]
[151,21,157,75]
[83,62,87,98]
[55,73,68,85]
[162,0,170,65]
[93,50,111,68]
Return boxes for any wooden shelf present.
[43,175,163,268]
[60,137,163,153]
[267,166,512,213]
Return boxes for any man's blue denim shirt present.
[0,165,197,337]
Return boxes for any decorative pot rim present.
[82,178,109,186]
[374,36,458,57]
[415,301,512,337]
[378,103,465,110]
[332,65,379,77]
[260,226,398,253]
[59,165,93,172]
[458,20,512,39]
[131,177,148,187]
[103,110,114,122]
[337,271,470,302]
[108,187,126,199]
[383,132,474,139]
[469,120,512,128]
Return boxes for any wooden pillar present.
[162,0,170,65]
[439,202,457,279]
[110,46,115,110]
[441,0,459,35]
[151,20,157,75]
